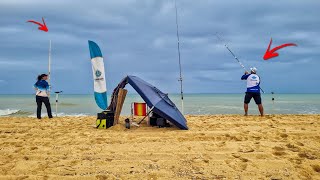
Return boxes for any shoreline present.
[2,114,320,118]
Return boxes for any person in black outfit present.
[34,74,53,119]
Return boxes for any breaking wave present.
[0,109,24,116]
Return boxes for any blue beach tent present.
[108,75,188,130]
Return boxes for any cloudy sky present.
[0,0,319,94]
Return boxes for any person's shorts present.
[244,92,262,104]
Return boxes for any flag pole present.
[174,0,184,114]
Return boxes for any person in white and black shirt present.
[241,67,264,116]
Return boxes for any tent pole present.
[174,0,184,114]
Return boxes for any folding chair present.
[131,102,147,117]
[131,102,153,126]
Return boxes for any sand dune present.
[0,115,319,179]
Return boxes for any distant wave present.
[27,112,89,118]
[58,103,78,106]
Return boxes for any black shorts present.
[244,92,262,104]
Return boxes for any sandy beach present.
[0,115,319,179]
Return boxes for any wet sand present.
[0,115,319,179]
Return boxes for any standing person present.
[241,67,264,116]
[34,74,53,119]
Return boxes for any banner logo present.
[95,70,102,77]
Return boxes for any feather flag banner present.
[88,40,107,110]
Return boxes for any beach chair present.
[131,102,150,126]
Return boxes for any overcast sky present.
[0,0,319,94]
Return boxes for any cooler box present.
[96,110,114,129]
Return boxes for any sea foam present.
[0,109,21,116]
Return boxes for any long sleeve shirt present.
[241,74,260,93]
[34,80,50,97]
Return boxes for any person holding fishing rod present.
[34,74,53,119]
[216,34,264,116]
[241,67,264,116]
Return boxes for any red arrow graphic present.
[27,17,48,32]
[263,38,297,60]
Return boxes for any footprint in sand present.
[311,164,320,173]
[225,154,249,171]
[216,141,226,147]
[238,145,255,153]
[298,151,317,160]
[272,146,287,156]
[96,175,117,180]
[289,157,303,165]
[30,146,38,151]
[216,136,222,141]
[280,133,288,138]
[295,141,304,146]
[286,143,300,152]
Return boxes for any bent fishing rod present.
[215,34,265,93]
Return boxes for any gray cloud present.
[0,0,319,94]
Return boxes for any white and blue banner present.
[88,40,107,110]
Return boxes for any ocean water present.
[0,94,320,117]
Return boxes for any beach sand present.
[0,115,319,179]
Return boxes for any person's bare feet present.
[244,113,248,116]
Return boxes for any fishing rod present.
[174,0,184,114]
[48,40,52,97]
[215,34,265,93]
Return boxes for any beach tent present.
[108,75,188,130]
